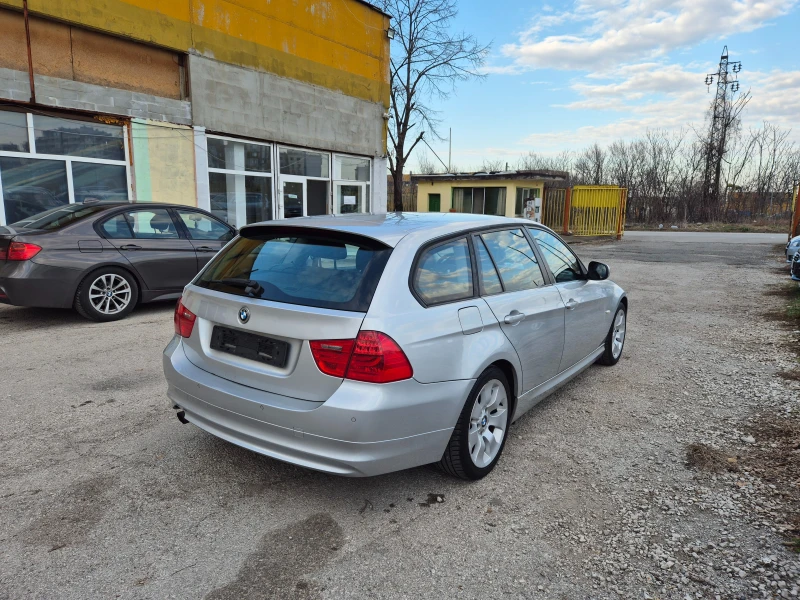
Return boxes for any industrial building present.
[0,0,390,227]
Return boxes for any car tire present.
[74,267,139,322]
[597,303,627,366]
[438,366,511,480]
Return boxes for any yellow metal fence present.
[541,185,628,238]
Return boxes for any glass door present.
[334,182,366,215]
[281,176,306,219]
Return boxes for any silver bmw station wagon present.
[163,213,627,479]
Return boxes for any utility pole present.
[702,46,742,221]
[448,128,452,173]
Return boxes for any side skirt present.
[512,346,605,422]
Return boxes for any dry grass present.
[685,443,739,473]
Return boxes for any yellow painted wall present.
[1,0,390,107]
[416,179,546,218]
[131,120,197,206]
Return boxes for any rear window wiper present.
[208,278,264,298]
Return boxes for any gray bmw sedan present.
[0,202,235,321]
[163,212,627,479]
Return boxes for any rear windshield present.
[11,204,114,231]
[194,227,392,312]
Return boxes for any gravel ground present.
[1,231,798,600]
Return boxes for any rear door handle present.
[565,298,579,310]
[195,246,218,253]
[119,244,141,251]
[504,311,526,325]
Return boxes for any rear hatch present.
[180,225,392,402]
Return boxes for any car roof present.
[91,202,195,210]
[239,212,546,247]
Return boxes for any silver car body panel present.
[165,213,627,476]
[514,345,606,418]
[179,286,364,402]
[555,279,620,372]
[481,287,565,393]
[164,335,469,476]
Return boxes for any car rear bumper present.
[0,260,78,308]
[163,336,472,477]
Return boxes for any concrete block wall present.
[0,68,192,125]
[189,55,385,158]
[0,67,31,102]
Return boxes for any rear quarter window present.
[195,227,391,312]
[412,237,474,305]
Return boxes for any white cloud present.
[501,0,796,72]
[518,64,800,150]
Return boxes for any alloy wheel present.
[89,274,132,315]
[468,378,508,468]
[612,309,626,359]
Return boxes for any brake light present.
[309,331,413,384]
[309,339,356,378]
[174,299,197,338]
[7,242,41,261]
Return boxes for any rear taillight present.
[174,299,197,338]
[309,339,356,378]
[309,331,413,384]
[7,242,41,261]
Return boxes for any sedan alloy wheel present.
[89,273,132,315]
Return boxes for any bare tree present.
[480,159,506,172]
[378,0,489,210]
[573,143,606,185]
[517,150,573,173]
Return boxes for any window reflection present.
[414,238,473,304]
[280,148,329,178]
[530,229,582,282]
[0,110,29,153]
[33,115,125,160]
[0,157,69,223]
[481,229,545,291]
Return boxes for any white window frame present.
[206,134,274,227]
[332,152,372,215]
[277,145,331,219]
[0,110,132,226]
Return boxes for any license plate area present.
[210,326,289,368]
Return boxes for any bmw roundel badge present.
[238,306,250,324]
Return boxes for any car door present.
[476,228,565,395]
[528,228,610,371]
[99,208,198,292]
[174,209,236,271]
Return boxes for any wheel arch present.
[488,359,519,422]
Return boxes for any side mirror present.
[587,261,609,281]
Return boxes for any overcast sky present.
[410,0,800,172]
